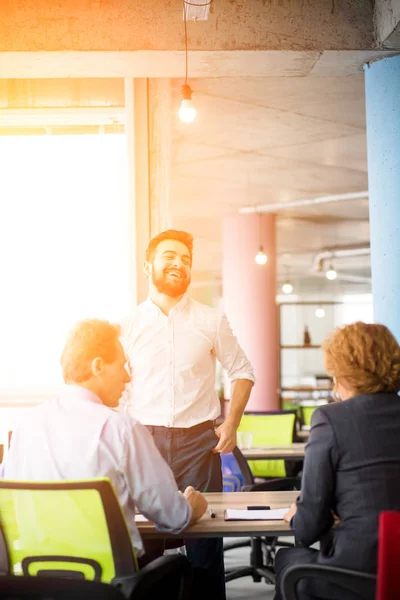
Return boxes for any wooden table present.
[296,429,310,441]
[137,491,298,539]
[241,443,306,461]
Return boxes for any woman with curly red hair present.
[274,321,400,600]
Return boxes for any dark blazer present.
[293,392,400,574]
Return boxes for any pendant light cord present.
[182,1,213,85]
[183,0,188,85]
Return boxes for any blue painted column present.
[364,55,400,341]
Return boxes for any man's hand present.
[213,421,236,454]
[183,485,208,525]
[283,502,297,523]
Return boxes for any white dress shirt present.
[2,385,192,556]
[121,295,255,427]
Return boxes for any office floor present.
[225,537,320,599]
[224,538,283,600]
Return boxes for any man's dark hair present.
[145,230,194,263]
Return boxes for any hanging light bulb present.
[282,281,293,294]
[255,246,268,265]
[178,84,196,123]
[326,264,337,280]
[315,307,325,318]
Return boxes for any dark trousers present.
[143,421,226,600]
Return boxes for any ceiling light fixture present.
[282,281,293,294]
[255,248,268,265]
[281,264,293,294]
[179,84,196,123]
[315,307,326,318]
[179,1,197,123]
[183,0,212,21]
[326,265,337,280]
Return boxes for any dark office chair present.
[280,509,400,600]
[0,575,127,600]
[224,476,302,585]
[281,564,376,600]
[222,446,301,586]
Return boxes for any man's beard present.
[152,267,190,297]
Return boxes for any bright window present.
[0,133,130,397]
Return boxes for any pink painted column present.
[222,214,279,411]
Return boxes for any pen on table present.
[209,508,216,518]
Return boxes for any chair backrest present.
[221,446,254,491]
[376,511,400,600]
[299,406,316,427]
[237,411,298,478]
[221,473,242,492]
[0,478,138,584]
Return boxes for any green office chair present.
[237,411,299,479]
[0,478,192,600]
[299,405,317,428]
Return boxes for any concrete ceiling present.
[169,72,371,296]
[0,67,375,298]
[2,49,397,298]
[2,0,400,301]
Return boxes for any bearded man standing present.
[121,230,255,600]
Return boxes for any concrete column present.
[222,214,279,411]
[125,78,150,306]
[364,55,400,341]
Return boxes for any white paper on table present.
[224,507,289,521]
[135,514,149,522]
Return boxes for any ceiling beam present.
[0,106,126,126]
[239,191,369,214]
[0,50,397,79]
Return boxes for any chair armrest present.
[281,563,376,600]
[112,554,192,600]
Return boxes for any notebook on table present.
[224,507,289,521]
